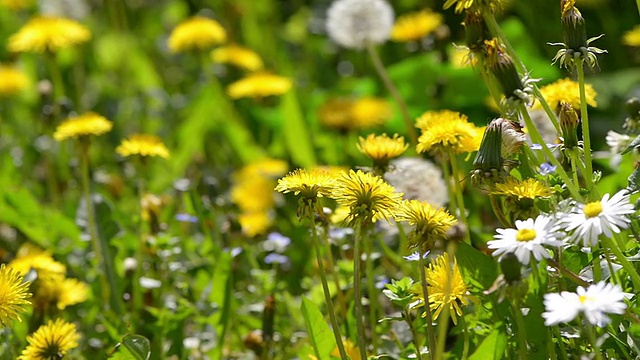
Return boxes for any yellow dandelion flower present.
[0,264,32,327]
[231,176,277,213]
[275,168,339,199]
[331,338,364,360]
[534,78,597,112]
[391,9,443,42]
[19,318,80,360]
[235,159,289,180]
[357,133,409,163]
[330,205,351,225]
[167,16,226,53]
[623,25,640,47]
[490,177,551,200]
[227,72,293,99]
[53,112,113,142]
[9,244,66,276]
[351,97,394,129]
[238,211,273,237]
[443,0,506,14]
[331,169,402,225]
[1,0,34,10]
[116,134,170,159]
[420,253,474,325]
[318,98,356,131]
[0,65,29,96]
[416,110,484,155]
[34,273,88,311]
[8,16,90,53]
[212,44,263,71]
[395,200,457,248]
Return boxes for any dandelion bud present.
[463,11,488,53]
[499,253,522,284]
[560,0,587,52]
[326,0,394,50]
[484,39,523,102]
[624,97,640,132]
[559,102,580,149]
[472,120,504,191]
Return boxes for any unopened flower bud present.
[484,39,523,102]
[561,0,587,52]
[474,119,504,172]
[559,101,580,149]
[463,11,488,53]
[499,252,522,284]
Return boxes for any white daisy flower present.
[542,281,626,327]
[488,215,564,265]
[605,130,632,154]
[326,0,394,50]
[561,190,635,247]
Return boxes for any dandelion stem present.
[441,157,457,216]
[511,299,528,360]
[449,152,471,243]
[363,231,379,352]
[576,60,598,200]
[490,195,510,227]
[519,105,582,201]
[581,317,603,360]
[366,44,418,146]
[323,229,347,320]
[459,313,470,360]
[310,213,349,360]
[354,221,369,360]
[419,253,437,360]
[404,308,424,360]
[553,327,570,360]
[602,235,640,290]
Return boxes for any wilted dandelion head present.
[116,134,170,159]
[227,72,293,99]
[53,112,113,142]
[211,44,263,72]
[534,78,597,112]
[326,0,394,50]
[623,25,640,47]
[395,200,457,249]
[391,9,443,42]
[0,264,32,327]
[420,253,474,325]
[8,16,90,53]
[167,16,226,53]
[415,110,484,155]
[0,65,29,96]
[275,168,340,200]
[331,169,402,225]
[19,318,80,360]
[357,133,409,163]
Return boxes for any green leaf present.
[110,334,151,360]
[207,251,233,360]
[469,324,507,360]
[456,241,498,289]
[301,297,336,360]
[280,91,316,167]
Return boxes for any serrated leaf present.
[301,297,336,360]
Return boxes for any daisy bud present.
[499,253,522,284]
[560,0,587,53]
[463,11,488,53]
[559,102,580,149]
[484,39,524,103]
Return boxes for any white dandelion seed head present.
[384,157,448,207]
[39,0,90,20]
[326,0,394,50]
[543,281,626,327]
[488,214,564,265]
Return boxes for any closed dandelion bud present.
[472,120,504,191]
[499,253,522,284]
[561,0,587,52]
[559,102,580,149]
[463,11,488,53]
[624,97,640,132]
[484,39,523,102]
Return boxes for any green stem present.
[553,327,569,360]
[449,152,471,243]
[404,308,424,360]
[546,258,589,287]
[511,300,528,360]
[132,173,146,326]
[460,313,470,360]
[366,44,418,146]
[489,195,510,227]
[547,328,557,360]
[441,156,457,216]
[354,221,369,360]
[323,229,347,320]
[602,247,622,286]
[419,254,437,360]
[581,317,603,360]
[311,214,349,360]
[576,60,597,200]
[519,105,582,201]
[363,231,379,352]
[602,235,640,289]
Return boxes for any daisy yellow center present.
[515,228,537,242]
[583,201,603,218]
[578,294,592,304]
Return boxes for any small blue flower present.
[403,251,429,262]
[264,232,291,253]
[264,253,289,265]
[539,163,557,175]
[176,213,198,223]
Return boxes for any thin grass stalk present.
[547,328,558,360]
[518,105,582,200]
[354,220,369,360]
[581,317,603,360]
[419,253,437,360]
[459,313,470,360]
[363,234,379,352]
[602,235,640,289]
[132,166,147,325]
[404,308,424,360]
[322,230,347,320]
[448,152,471,243]
[554,327,570,360]
[511,300,528,360]
[575,60,597,199]
[366,44,418,145]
